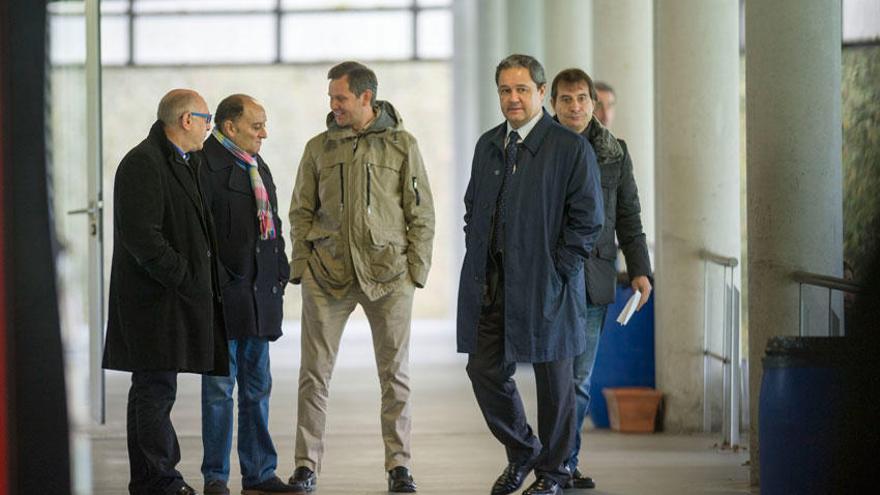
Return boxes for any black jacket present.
[580,118,652,305]
[199,135,289,340]
[103,121,229,374]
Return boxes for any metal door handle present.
[67,200,103,216]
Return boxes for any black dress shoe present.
[171,484,199,495]
[523,476,560,495]
[388,466,417,493]
[203,479,229,495]
[288,467,317,493]
[491,462,532,495]
[243,475,305,494]
[565,468,595,489]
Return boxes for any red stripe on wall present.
[0,22,9,495]
[0,2,9,493]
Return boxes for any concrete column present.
[506,0,544,62]
[543,0,593,84]
[592,0,655,244]
[476,0,507,132]
[452,0,482,307]
[745,0,842,482]
[654,0,741,432]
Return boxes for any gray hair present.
[157,89,201,127]
[595,81,615,95]
[495,54,546,88]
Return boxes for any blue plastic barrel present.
[590,285,655,428]
[759,336,847,495]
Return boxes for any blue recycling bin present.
[589,285,656,428]
[759,336,846,495]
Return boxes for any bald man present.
[197,94,299,495]
[103,89,229,495]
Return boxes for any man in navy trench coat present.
[457,54,603,495]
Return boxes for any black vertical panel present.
[2,0,72,492]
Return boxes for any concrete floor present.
[83,320,754,495]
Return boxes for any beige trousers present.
[295,268,415,473]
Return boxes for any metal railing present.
[792,270,862,337]
[701,249,742,449]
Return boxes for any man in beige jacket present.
[288,61,435,493]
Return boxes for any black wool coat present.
[199,135,289,340]
[581,133,652,306]
[103,121,229,375]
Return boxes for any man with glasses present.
[103,89,229,495]
[197,94,300,495]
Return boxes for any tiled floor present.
[82,320,753,494]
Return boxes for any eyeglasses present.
[190,111,212,125]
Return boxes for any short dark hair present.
[214,94,252,130]
[550,68,598,102]
[495,54,546,89]
[595,81,615,95]
[328,61,378,105]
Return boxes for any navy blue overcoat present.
[456,111,604,363]
[199,135,290,341]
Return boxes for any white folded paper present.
[616,289,642,326]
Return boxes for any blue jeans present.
[202,337,277,487]
[567,300,607,472]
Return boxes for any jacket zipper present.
[412,176,420,206]
[366,163,372,214]
[339,165,345,209]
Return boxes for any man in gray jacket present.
[550,68,653,489]
[288,61,435,493]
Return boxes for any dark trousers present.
[127,371,185,495]
[466,254,576,483]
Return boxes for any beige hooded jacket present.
[289,101,435,301]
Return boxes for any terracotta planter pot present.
[602,387,663,433]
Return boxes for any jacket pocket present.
[306,228,351,288]
[596,239,618,261]
[220,263,244,289]
[367,228,408,284]
[542,268,566,322]
[317,161,345,210]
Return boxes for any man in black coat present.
[197,94,298,495]
[457,55,604,495]
[103,89,229,495]
[551,69,653,490]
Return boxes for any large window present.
[49,0,452,66]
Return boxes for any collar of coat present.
[148,119,198,168]
[201,133,267,196]
[491,109,556,155]
[582,116,624,165]
[202,133,264,172]
[324,100,403,138]
[551,114,624,165]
